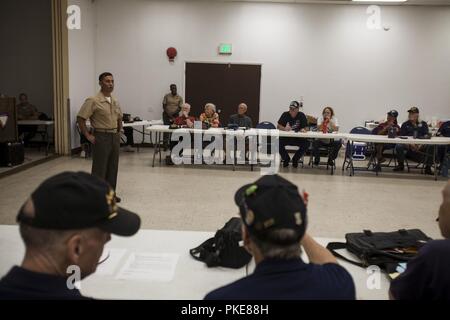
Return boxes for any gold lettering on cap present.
[245,210,255,225]
[105,189,118,215]
[263,218,275,228]
[294,212,303,225]
[108,212,118,219]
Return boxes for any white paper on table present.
[115,253,179,282]
[95,248,127,276]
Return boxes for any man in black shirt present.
[277,101,309,168]
[390,180,450,300]
[0,171,141,299]
[393,107,433,174]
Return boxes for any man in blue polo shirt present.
[393,107,434,175]
[204,174,355,300]
[0,171,141,299]
[390,180,450,300]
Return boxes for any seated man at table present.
[312,106,342,166]
[121,114,135,152]
[277,101,309,168]
[393,107,434,175]
[205,174,355,300]
[123,126,135,152]
[390,180,450,300]
[0,171,141,299]
[228,103,253,129]
[372,110,401,169]
[16,93,41,144]
[166,103,196,165]
[174,103,196,127]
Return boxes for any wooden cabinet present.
[0,97,18,143]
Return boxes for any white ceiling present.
[212,0,450,5]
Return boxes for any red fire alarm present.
[166,47,177,62]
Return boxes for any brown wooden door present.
[185,62,261,126]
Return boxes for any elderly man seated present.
[174,103,196,128]
[205,174,355,300]
[166,103,196,165]
[0,172,141,299]
[16,93,44,144]
[228,103,253,129]
[390,180,450,300]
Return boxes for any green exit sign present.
[219,43,232,55]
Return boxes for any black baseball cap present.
[289,101,300,109]
[234,174,307,243]
[387,110,399,118]
[17,172,141,236]
[407,107,420,114]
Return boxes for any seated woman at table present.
[199,103,220,128]
[312,107,341,166]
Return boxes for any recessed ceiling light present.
[352,0,408,2]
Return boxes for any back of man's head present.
[235,174,307,261]
[247,228,301,259]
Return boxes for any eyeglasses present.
[97,251,110,265]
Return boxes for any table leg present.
[342,141,348,172]
[152,132,160,167]
[349,141,354,176]
[327,139,334,175]
[45,125,50,156]
[433,145,437,181]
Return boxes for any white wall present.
[69,0,450,146]
[0,0,53,116]
[68,0,97,148]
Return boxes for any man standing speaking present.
[77,72,123,202]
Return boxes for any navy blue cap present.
[234,174,307,243]
[17,172,141,236]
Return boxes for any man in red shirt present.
[174,103,196,127]
[373,110,400,169]
[167,103,196,165]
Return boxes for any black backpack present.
[190,217,252,269]
[437,121,450,137]
[326,229,432,273]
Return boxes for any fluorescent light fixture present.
[352,0,407,2]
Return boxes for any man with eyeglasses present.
[0,171,141,299]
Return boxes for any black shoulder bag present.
[190,217,252,269]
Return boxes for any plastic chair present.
[343,126,375,175]
[256,121,276,130]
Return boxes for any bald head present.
[439,181,450,238]
[238,103,247,116]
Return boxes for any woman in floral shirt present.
[199,103,220,128]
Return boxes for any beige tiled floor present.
[0,148,51,175]
[0,148,447,240]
